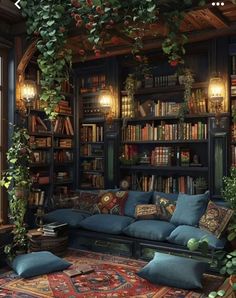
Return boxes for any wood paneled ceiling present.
[68,0,236,61]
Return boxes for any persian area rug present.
[0,249,224,298]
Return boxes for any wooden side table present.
[27,229,68,256]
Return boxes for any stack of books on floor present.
[43,222,68,237]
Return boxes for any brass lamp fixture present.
[21,79,37,116]
[208,74,225,126]
[99,86,115,123]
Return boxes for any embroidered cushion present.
[137,252,208,289]
[74,191,99,214]
[94,191,128,215]
[153,195,176,221]
[199,201,234,238]
[135,204,158,219]
[124,191,153,217]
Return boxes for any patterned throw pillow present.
[74,191,99,214]
[135,204,159,219]
[153,195,176,221]
[199,201,234,238]
[94,191,128,215]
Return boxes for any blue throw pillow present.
[170,191,209,227]
[167,225,226,249]
[12,251,71,278]
[137,252,208,289]
[124,191,153,217]
[44,209,89,228]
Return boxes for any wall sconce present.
[99,86,115,123]
[21,80,37,116]
[208,74,225,126]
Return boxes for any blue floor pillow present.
[137,252,208,289]
[11,251,71,278]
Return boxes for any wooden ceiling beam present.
[72,21,236,62]
[204,7,230,28]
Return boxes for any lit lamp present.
[99,87,114,123]
[208,75,225,126]
[21,80,37,116]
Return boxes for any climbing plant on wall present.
[21,0,211,119]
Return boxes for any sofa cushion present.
[44,209,89,228]
[79,214,134,234]
[94,191,128,215]
[199,201,234,238]
[166,225,226,249]
[152,191,178,201]
[12,251,71,278]
[124,191,152,218]
[137,252,208,289]
[153,196,176,221]
[135,204,158,220]
[74,191,99,214]
[170,191,209,227]
[123,220,176,241]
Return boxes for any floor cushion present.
[79,214,134,234]
[170,191,209,227]
[166,225,226,249]
[44,209,90,228]
[124,191,153,217]
[123,220,176,241]
[137,252,208,289]
[11,251,71,278]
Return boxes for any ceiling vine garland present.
[20,0,215,119]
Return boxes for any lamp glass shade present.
[22,80,36,102]
[99,89,112,108]
[208,76,225,103]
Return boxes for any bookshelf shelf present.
[121,82,208,96]
[29,163,51,168]
[54,134,74,138]
[80,155,104,158]
[54,147,74,150]
[122,140,208,144]
[120,165,208,172]
[80,170,104,174]
[29,132,52,137]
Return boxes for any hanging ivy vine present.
[20,0,211,119]
[21,1,72,119]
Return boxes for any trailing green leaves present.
[21,0,73,119]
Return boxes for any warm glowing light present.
[99,91,112,108]
[22,80,36,102]
[208,76,225,101]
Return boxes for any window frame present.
[0,48,8,224]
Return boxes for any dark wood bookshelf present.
[120,165,208,172]
[121,140,208,144]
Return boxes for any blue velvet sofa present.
[44,190,227,262]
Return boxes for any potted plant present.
[0,126,31,261]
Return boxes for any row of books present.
[80,74,106,93]
[61,80,73,94]
[54,138,73,148]
[55,171,71,182]
[28,189,45,206]
[231,75,236,96]
[81,158,104,171]
[129,174,198,194]
[122,122,208,141]
[232,55,236,76]
[32,172,50,185]
[80,124,104,142]
[54,150,73,163]
[80,143,103,157]
[231,145,236,167]
[231,123,236,141]
[28,115,49,133]
[55,100,72,115]
[121,96,135,118]
[82,99,103,117]
[29,136,52,148]
[30,151,50,164]
[53,116,74,135]
[80,173,104,189]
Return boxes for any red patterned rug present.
[0,249,224,297]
